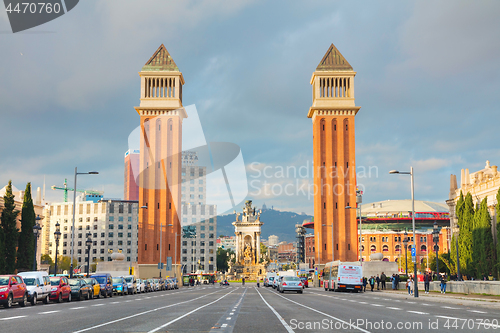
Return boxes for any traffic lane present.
[0,287,225,333]
[259,287,370,333]
[310,287,500,323]
[73,286,238,333]
[127,287,242,333]
[265,287,499,332]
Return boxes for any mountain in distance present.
[216,207,313,243]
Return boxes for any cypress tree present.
[1,181,19,274]
[472,199,482,278]
[17,183,35,272]
[496,188,500,278]
[459,192,474,277]
[451,191,465,271]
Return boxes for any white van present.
[19,271,51,305]
[264,272,277,287]
[323,261,363,292]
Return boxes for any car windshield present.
[50,278,61,286]
[93,276,107,284]
[0,277,9,285]
[283,277,300,281]
[83,279,93,284]
[23,278,37,286]
[112,278,122,283]
[124,277,133,283]
[268,277,274,281]
[68,279,80,286]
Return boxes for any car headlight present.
[51,287,57,291]
[0,287,8,292]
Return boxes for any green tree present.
[216,247,234,273]
[496,188,500,278]
[451,192,465,273]
[17,183,36,272]
[459,192,475,277]
[1,181,19,274]
[260,243,267,263]
[57,255,77,273]
[475,198,494,278]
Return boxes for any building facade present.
[268,235,279,246]
[217,236,236,252]
[136,45,184,272]
[44,200,139,269]
[309,44,360,264]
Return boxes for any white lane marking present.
[0,315,26,321]
[407,301,416,304]
[229,312,234,315]
[436,315,461,320]
[92,304,104,307]
[349,300,356,302]
[221,324,228,328]
[267,290,370,333]
[39,310,60,315]
[387,307,401,310]
[125,300,132,303]
[226,317,231,320]
[71,307,86,310]
[110,302,119,304]
[358,302,367,304]
[73,289,229,333]
[255,288,295,333]
[407,310,429,315]
[421,303,430,306]
[372,297,379,299]
[443,306,460,309]
[468,310,487,314]
[147,289,237,333]
[370,304,383,307]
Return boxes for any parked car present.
[0,275,28,308]
[272,277,280,289]
[112,277,128,295]
[152,279,160,291]
[165,278,173,290]
[265,272,278,287]
[171,277,179,289]
[158,278,166,291]
[299,277,309,288]
[145,279,154,292]
[122,275,137,295]
[278,276,303,294]
[136,279,146,293]
[91,273,113,298]
[49,276,72,303]
[19,271,51,305]
[83,278,101,298]
[68,278,93,301]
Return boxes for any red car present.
[49,276,72,303]
[0,275,28,308]
[299,277,309,288]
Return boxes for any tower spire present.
[142,44,179,72]
[316,43,353,71]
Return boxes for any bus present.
[323,260,363,292]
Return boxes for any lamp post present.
[54,222,61,275]
[32,215,42,271]
[432,221,440,276]
[456,224,461,281]
[85,232,92,277]
[403,230,408,277]
[168,224,178,279]
[70,167,98,278]
[390,167,418,297]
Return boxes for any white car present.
[18,271,51,305]
[122,275,137,294]
[272,277,280,289]
[136,279,146,293]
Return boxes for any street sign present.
[158,262,164,269]
[166,257,172,271]
[411,247,416,256]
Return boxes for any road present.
[0,285,498,332]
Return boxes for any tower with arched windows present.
[309,44,360,263]
[135,44,184,276]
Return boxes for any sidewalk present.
[378,288,500,309]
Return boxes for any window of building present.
[421,245,427,252]
[119,216,123,222]
[128,204,132,214]
[79,217,83,223]
[78,233,82,238]
[382,245,389,252]
[108,232,113,238]
[128,217,132,222]
[118,241,123,246]
[109,203,114,213]
[182,241,187,246]
[190,187,194,191]
[209,234,214,239]
[200,234,205,239]
[108,240,113,246]
[109,216,114,222]
[101,241,105,246]
[119,204,124,214]
[209,226,214,231]
[209,241,214,246]
[93,225,98,230]
[182,249,187,254]
[190,180,194,184]
[370,245,376,252]
[78,241,82,246]
[118,224,123,230]
[200,226,205,231]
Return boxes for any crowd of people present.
[359,272,450,295]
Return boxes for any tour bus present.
[323,260,363,292]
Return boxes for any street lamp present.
[32,215,42,271]
[86,232,92,277]
[389,167,418,297]
[71,167,98,278]
[54,222,61,275]
[403,230,409,277]
[432,221,440,277]
[168,224,178,279]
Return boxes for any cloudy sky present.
[1,0,499,215]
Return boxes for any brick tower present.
[135,44,184,276]
[308,44,360,263]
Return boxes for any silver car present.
[278,276,303,294]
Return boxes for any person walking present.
[369,276,375,292]
[391,274,396,290]
[440,274,447,294]
[242,277,245,286]
[363,277,367,292]
[406,276,412,295]
[381,272,386,290]
[424,273,430,294]
[396,274,400,290]
[376,274,380,290]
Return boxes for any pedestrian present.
[440,274,447,294]
[409,276,414,296]
[424,273,430,294]
[242,277,245,286]
[376,274,380,290]
[257,278,260,288]
[363,277,367,292]
[406,277,411,295]
[369,276,375,292]
[381,272,386,290]
[391,274,396,290]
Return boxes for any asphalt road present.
[0,285,498,332]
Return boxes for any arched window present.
[370,245,376,252]
[361,245,365,251]
[395,245,401,252]
[382,258,389,261]
[420,245,427,253]
[383,245,389,252]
